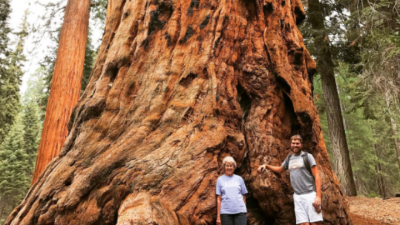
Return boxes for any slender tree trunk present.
[308,0,357,196]
[0,200,5,223]
[385,92,400,170]
[335,76,348,130]
[375,163,386,198]
[351,151,363,194]
[374,143,389,199]
[7,0,352,224]
[31,0,91,184]
[396,93,400,114]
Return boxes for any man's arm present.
[216,195,221,225]
[257,164,285,173]
[311,165,322,213]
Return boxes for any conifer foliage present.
[82,33,96,94]
[0,116,30,223]
[314,63,400,198]
[22,102,41,172]
[0,0,13,145]
[0,0,11,57]
[0,10,29,146]
[0,9,42,223]
[301,0,400,198]
[345,0,400,197]
[0,79,43,223]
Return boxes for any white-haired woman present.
[216,156,248,225]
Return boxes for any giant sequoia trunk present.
[31,0,91,184]
[7,0,351,224]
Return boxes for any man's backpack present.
[284,152,312,175]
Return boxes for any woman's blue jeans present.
[220,213,247,225]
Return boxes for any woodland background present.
[0,0,399,223]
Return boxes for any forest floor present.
[347,196,400,225]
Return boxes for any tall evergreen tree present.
[27,67,48,119]
[31,0,91,184]
[0,10,29,145]
[352,0,400,171]
[0,116,30,223]
[37,0,106,115]
[81,31,95,93]
[0,72,44,223]
[23,72,46,172]
[90,0,107,29]
[314,62,400,197]
[0,0,12,145]
[304,0,357,195]
[367,95,400,198]
[22,101,42,172]
[38,26,61,116]
[384,92,400,170]
[0,0,11,57]
[40,28,96,115]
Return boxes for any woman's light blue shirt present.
[216,174,248,214]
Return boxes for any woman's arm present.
[243,195,246,205]
[217,195,222,225]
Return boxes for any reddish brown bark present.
[31,0,91,184]
[10,0,351,224]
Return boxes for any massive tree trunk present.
[31,0,91,184]
[307,0,357,196]
[8,0,351,224]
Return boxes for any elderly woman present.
[216,156,248,225]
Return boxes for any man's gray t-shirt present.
[216,174,248,214]
[281,152,317,195]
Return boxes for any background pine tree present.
[22,101,41,173]
[0,0,12,145]
[0,116,30,223]
[0,10,29,145]
[81,31,95,93]
[0,0,11,57]
[0,76,43,224]
[314,62,400,197]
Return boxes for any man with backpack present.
[257,135,323,225]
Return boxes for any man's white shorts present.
[293,191,323,224]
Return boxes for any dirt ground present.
[347,196,400,225]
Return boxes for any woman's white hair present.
[222,156,237,169]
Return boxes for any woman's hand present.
[257,164,266,173]
[216,216,221,225]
